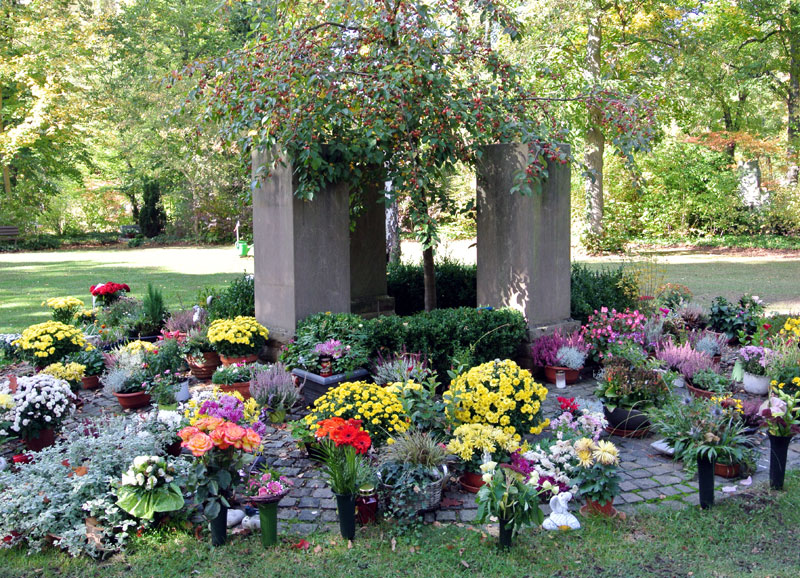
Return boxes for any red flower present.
[763,324,772,330]
[13,454,32,464]
[557,397,578,413]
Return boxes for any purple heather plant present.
[655,341,714,380]
[199,394,245,424]
[314,339,348,358]
[530,330,587,367]
[738,345,773,376]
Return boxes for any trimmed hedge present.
[570,263,639,323]
[387,259,477,315]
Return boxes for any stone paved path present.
[3,365,799,536]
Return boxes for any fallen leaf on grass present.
[292,539,311,550]
[460,560,470,569]
[313,545,323,554]
[347,540,353,550]
[391,537,397,551]
[722,486,737,493]
[740,476,752,486]
[432,521,443,527]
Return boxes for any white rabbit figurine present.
[542,491,581,531]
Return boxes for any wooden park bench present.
[0,225,19,244]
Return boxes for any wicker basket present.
[381,465,448,512]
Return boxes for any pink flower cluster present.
[244,470,293,499]
[581,307,647,359]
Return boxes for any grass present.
[0,474,798,578]
[0,246,253,333]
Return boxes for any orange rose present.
[183,432,214,456]
[240,429,262,452]
[216,421,247,448]
[178,426,200,442]
[194,416,224,432]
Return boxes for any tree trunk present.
[385,196,401,264]
[0,85,11,196]
[787,7,800,182]
[422,245,436,312]
[584,11,605,237]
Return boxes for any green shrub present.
[570,263,639,323]
[138,180,167,238]
[205,274,256,320]
[387,258,476,315]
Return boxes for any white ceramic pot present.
[742,371,770,395]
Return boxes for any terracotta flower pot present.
[686,380,714,400]
[544,365,581,385]
[580,498,617,517]
[714,462,740,478]
[219,353,258,367]
[113,391,152,410]
[459,470,485,493]
[187,352,221,380]
[220,381,252,399]
[81,375,101,390]
[24,427,56,452]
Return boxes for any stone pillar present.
[350,180,395,318]
[476,143,575,338]
[738,159,764,207]
[252,149,351,346]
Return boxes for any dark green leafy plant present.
[204,274,255,320]
[691,369,730,395]
[570,263,639,323]
[138,180,167,238]
[67,348,105,377]
[387,258,477,316]
[709,295,764,339]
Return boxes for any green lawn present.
[0,475,798,578]
[0,246,253,333]
[2,244,800,334]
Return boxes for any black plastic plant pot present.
[210,504,228,547]
[335,493,357,540]
[697,455,715,510]
[498,518,513,550]
[769,433,792,491]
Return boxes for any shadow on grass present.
[0,260,243,332]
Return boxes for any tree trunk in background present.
[0,85,10,196]
[422,245,437,311]
[787,4,800,183]
[385,195,401,264]
[584,10,605,237]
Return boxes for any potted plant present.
[41,296,85,324]
[183,327,220,380]
[693,332,726,365]
[12,321,90,369]
[41,361,86,394]
[115,456,184,521]
[687,369,731,400]
[68,349,106,390]
[572,437,622,516]
[103,366,152,410]
[300,381,409,449]
[148,371,183,410]
[314,418,374,540]
[89,281,130,307]
[594,354,670,436]
[709,294,764,341]
[737,345,773,395]
[250,363,299,423]
[377,430,449,517]
[446,423,519,493]
[371,350,433,385]
[655,340,715,386]
[128,284,169,341]
[211,363,254,399]
[758,387,800,490]
[178,417,262,546]
[580,308,648,363]
[207,316,269,366]
[766,338,800,397]
[240,466,293,548]
[2,374,75,451]
[475,461,547,549]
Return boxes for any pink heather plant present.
[581,307,647,362]
[655,341,715,380]
[530,330,588,367]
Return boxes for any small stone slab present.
[650,439,675,457]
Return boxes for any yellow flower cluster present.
[207,316,269,355]
[710,395,744,414]
[446,423,519,464]
[124,340,158,354]
[41,296,84,311]
[303,381,409,446]
[771,377,800,391]
[574,437,619,467]
[74,308,99,321]
[0,393,13,410]
[12,321,90,363]
[42,362,86,383]
[781,317,800,339]
[443,359,549,442]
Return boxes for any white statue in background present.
[542,491,581,531]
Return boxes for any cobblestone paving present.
[3,364,799,536]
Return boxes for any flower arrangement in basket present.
[12,321,90,367]
[443,359,550,442]
[301,381,409,447]
[41,296,85,324]
[1,374,75,448]
[115,456,184,521]
[90,282,130,306]
[207,316,269,358]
